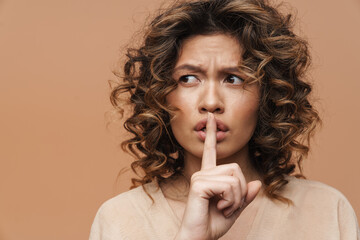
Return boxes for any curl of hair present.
[110,0,321,205]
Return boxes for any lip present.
[194,118,229,142]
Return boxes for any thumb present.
[244,180,262,206]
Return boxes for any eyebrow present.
[173,64,242,74]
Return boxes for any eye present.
[224,75,243,85]
[178,75,199,84]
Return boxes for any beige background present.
[0,0,359,239]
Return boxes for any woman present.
[90,0,359,239]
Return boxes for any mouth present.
[194,118,229,142]
[199,127,223,132]
[195,118,229,131]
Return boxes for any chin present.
[216,148,243,160]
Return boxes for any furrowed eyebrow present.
[173,64,203,73]
[173,64,242,74]
[221,67,242,74]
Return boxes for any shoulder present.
[89,182,161,239]
[281,175,356,213]
[282,175,350,203]
[277,175,359,237]
[98,182,158,215]
[260,175,360,239]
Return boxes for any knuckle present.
[224,183,232,193]
[233,177,241,187]
[227,196,235,205]
[191,172,200,181]
[227,163,239,174]
[228,176,240,186]
[230,162,239,169]
[190,179,204,193]
[190,175,204,186]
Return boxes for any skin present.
[164,34,262,240]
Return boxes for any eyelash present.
[178,74,244,85]
[224,75,244,85]
[178,75,198,83]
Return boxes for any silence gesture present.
[175,113,262,240]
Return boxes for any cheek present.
[166,88,198,115]
[229,93,259,132]
[166,89,194,137]
[232,108,258,136]
[239,101,259,122]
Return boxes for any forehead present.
[175,34,243,68]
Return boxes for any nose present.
[198,81,224,114]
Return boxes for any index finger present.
[201,112,217,170]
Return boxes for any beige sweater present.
[89,176,359,239]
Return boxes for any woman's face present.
[166,34,260,160]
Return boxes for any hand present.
[175,112,262,240]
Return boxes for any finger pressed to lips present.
[196,112,249,219]
[195,113,228,143]
[201,112,217,170]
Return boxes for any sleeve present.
[89,204,108,240]
[88,202,127,240]
[337,196,360,240]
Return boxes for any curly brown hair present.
[110,0,320,204]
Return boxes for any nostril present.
[200,108,222,113]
